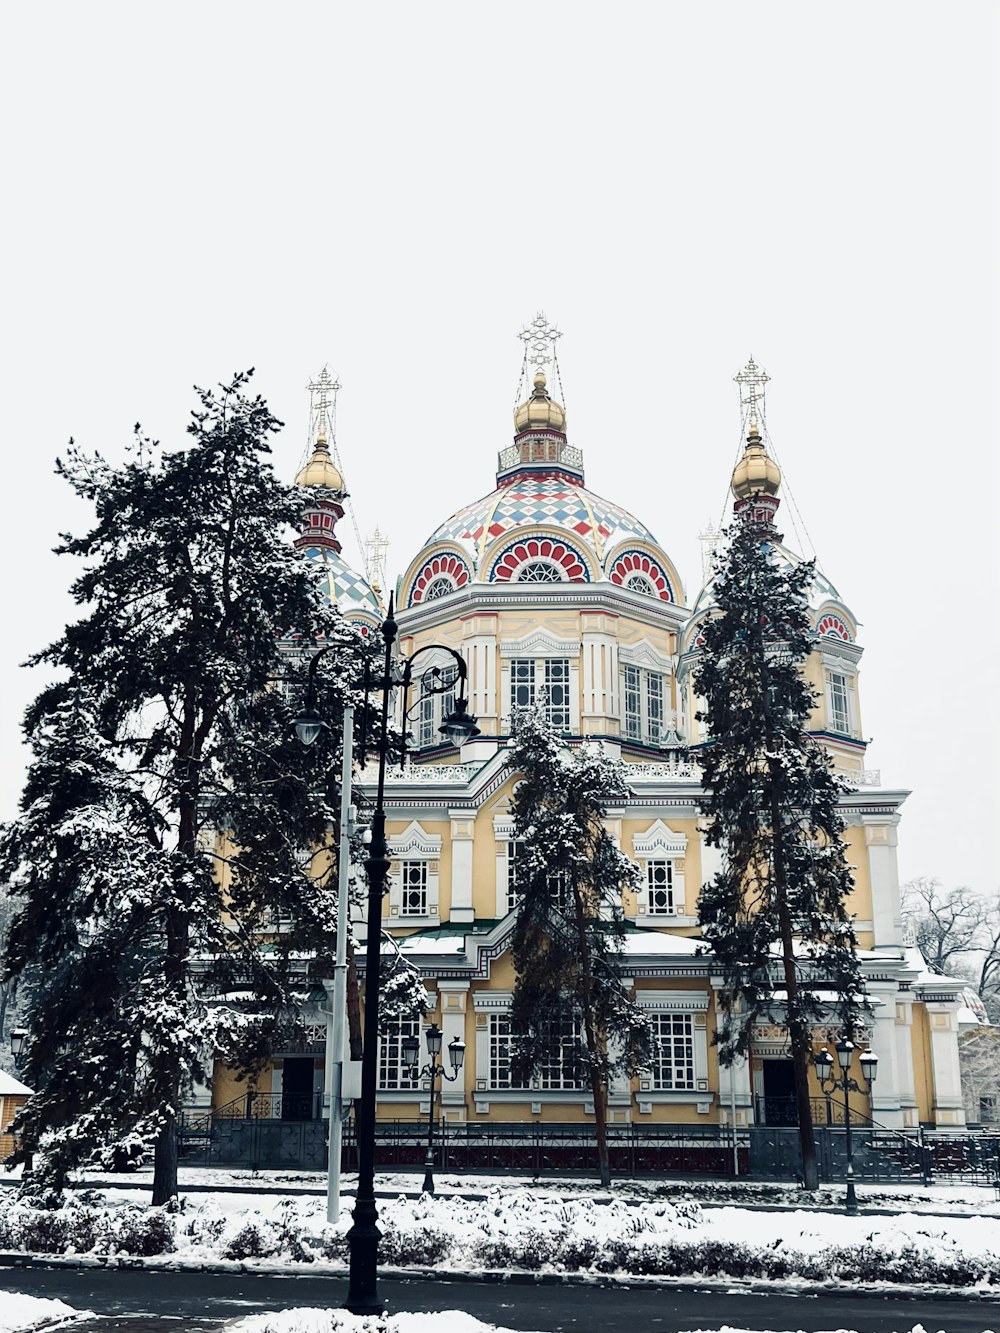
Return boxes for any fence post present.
[919,1126,932,1186]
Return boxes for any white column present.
[866,983,904,1127]
[924,999,967,1127]
[449,813,475,923]
[438,981,469,1117]
[862,816,904,949]
[893,995,919,1127]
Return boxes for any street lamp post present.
[402,1022,466,1195]
[813,1040,878,1215]
[295,594,479,1316]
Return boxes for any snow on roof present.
[620,929,702,956]
[0,1069,31,1095]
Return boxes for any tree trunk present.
[151,1114,178,1207]
[346,947,363,1062]
[590,1066,611,1188]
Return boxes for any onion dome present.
[295,433,345,493]
[731,424,782,500]
[514,371,566,434]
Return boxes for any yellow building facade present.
[216,342,968,1138]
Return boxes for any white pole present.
[730,1062,740,1177]
[327,704,354,1224]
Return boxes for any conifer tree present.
[0,373,370,1202]
[695,506,864,1191]
[508,711,653,1187]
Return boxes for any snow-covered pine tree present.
[508,710,653,1187]
[694,504,864,1192]
[0,372,370,1203]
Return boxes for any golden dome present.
[514,370,566,434]
[295,435,345,492]
[731,426,782,500]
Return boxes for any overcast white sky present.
[1,3,996,893]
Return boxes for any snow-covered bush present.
[99,1204,174,1256]
[221,1216,284,1261]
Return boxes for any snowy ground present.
[0,1179,998,1290]
[45,1165,1000,1218]
[0,1293,90,1332]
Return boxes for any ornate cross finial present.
[734,355,770,433]
[698,521,722,582]
[518,310,562,371]
[307,365,341,444]
[365,525,390,595]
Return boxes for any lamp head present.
[9,1029,26,1059]
[425,1023,443,1057]
[813,1047,835,1087]
[401,1034,420,1069]
[294,706,325,747]
[835,1037,855,1072]
[438,698,481,747]
[448,1036,466,1072]
[859,1049,879,1085]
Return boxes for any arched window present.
[423,576,453,601]
[625,573,657,596]
[515,561,565,584]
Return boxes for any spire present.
[296,366,346,493]
[730,356,782,535]
[500,312,581,484]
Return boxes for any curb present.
[0,1253,998,1305]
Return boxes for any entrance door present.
[761,1059,797,1125]
[281,1057,316,1121]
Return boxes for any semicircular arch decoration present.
[489,534,591,584]
[607,549,674,602]
[816,613,853,642]
[409,550,472,606]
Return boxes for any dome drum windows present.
[817,614,853,642]
[490,536,590,584]
[410,552,472,606]
[608,550,674,602]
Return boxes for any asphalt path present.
[1,1266,998,1333]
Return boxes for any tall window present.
[489,1013,516,1088]
[621,666,666,744]
[509,658,571,731]
[624,665,642,740]
[506,841,522,912]
[549,867,572,910]
[538,1012,586,1089]
[379,1017,420,1090]
[828,671,850,734]
[644,860,675,915]
[400,861,428,916]
[647,1013,695,1090]
[414,668,458,749]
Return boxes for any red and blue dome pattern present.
[410,551,473,603]
[608,549,674,601]
[490,535,590,583]
[425,473,660,578]
[817,613,852,641]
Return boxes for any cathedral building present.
[211,329,968,1137]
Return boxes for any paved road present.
[1,1266,998,1333]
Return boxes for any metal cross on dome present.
[518,311,562,371]
[734,355,770,431]
[307,365,341,440]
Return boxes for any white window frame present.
[379,1016,421,1091]
[414,668,458,750]
[643,859,675,916]
[388,822,442,925]
[499,632,581,734]
[646,1011,696,1090]
[619,662,668,746]
[636,991,711,1105]
[472,993,592,1109]
[827,669,851,736]
[631,820,690,925]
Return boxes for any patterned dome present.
[303,545,381,626]
[427,475,662,577]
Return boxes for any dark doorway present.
[281,1057,316,1121]
[759,1059,797,1125]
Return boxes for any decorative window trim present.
[631,821,687,924]
[816,613,853,642]
[489,536,591,584]
[409,551,472,606]
[635,998,710,1096]
[388,822,442,924]
[499,630,580,659]
[607,548,674,601]
[618,641,674,674]
[501,654,580,734]
[825,668,855,738]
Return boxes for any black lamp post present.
[402,1021,466,1195]
[813,1039,878,1215]
[294,594,478,1315]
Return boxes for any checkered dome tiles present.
[303,546,380,615]
[426,474,660,576]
